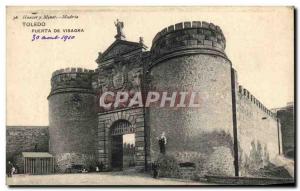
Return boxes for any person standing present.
[6,161,13,177]
[158,132,167,154]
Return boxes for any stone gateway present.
[45,20,283,177]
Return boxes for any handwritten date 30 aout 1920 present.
[32,34,75,42]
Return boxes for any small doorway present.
[110,120,135,170]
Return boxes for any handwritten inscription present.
[32,34,75,42]
[13,12,84,42]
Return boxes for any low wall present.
[6,126,49,173]
[236,87,281,177]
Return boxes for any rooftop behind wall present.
[150,21,227,65]
[238,85,276,119]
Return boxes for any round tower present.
[148,21,235,176]
[48,68,97,172]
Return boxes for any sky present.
[6,6,294,126]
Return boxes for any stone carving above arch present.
[106,111,137,128]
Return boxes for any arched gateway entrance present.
[110,120,135,170]
[97,108,146,171]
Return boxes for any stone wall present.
[148,54,235,177]
[94,40,147,171]
[50,67,94,92]
[48,68,98,172]
[276,104,294,159]
[6,126,49,173]
[48,92,97,172]
[43,20,288,178]
[236,86,281,177]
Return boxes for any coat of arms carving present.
[111,60,127,90]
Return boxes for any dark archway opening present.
[111,135,123,170]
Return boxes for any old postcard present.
[6,6,295,186]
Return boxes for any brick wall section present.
[236,86,281,176]
[6,126,49,173]
[148,54,235,177]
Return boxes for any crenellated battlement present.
[150,21,227,64]
[51,67,95,77]
[49,67,96,97]
[152,21,225,44]
[238,85,276,119]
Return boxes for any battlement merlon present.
[152,21,225,47]
[238,85,277,119]
[49,67,96,98]
[51,67,95,78]
[150,21,227,65]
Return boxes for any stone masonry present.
[7,20,289,179]
[6,126,49,173]
[47,21,284,176]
